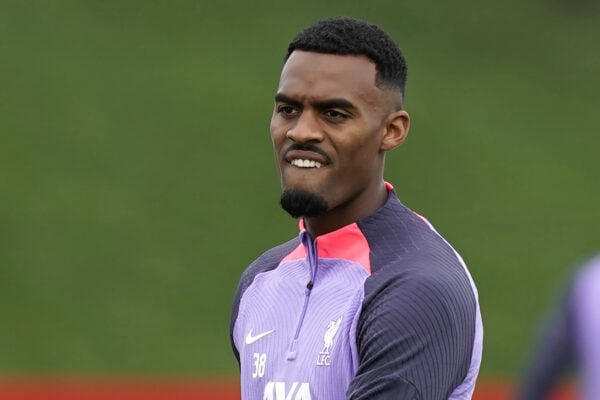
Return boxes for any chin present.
[280,188,329,219]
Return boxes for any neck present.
[304,182,389,238]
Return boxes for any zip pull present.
[287,339,298,360]
[305,280,313,295]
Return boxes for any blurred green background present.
[1,0,599,381]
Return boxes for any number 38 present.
[252,353,267,378]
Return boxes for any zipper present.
[286,233,318,361]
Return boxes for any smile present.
[290,159,323,168]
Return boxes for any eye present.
[277,105,299,118]
[323,110,349,121]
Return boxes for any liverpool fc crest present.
[316,316,342,366]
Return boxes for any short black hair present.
[285,17,408,98]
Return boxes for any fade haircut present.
[285,17,408,99]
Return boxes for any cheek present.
[343,134,381,162]
[270,120,286,149]
[336,135,383,178]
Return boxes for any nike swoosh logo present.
[245,329,275,344]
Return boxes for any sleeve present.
[346,269,477,400]
[516,278,576,400]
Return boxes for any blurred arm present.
[516,281,576,400]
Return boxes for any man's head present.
[271,17,410,233]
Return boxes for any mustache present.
[284,143,331,162]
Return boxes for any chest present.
[234,258,368,399]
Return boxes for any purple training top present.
[231,186,483,399]
[518,254,600,400]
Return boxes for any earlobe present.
[380,111,410,151]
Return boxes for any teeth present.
[291,159,323,168]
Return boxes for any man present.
[230,17,483,400]
[518,253,600,399]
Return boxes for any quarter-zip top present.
[231,187,483,400]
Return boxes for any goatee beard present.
[280,188,328,219]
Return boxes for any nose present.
[286,111,324,143]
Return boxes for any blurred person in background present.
[517,253,600,399]
[230,16,482,399]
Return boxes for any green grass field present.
[1,0,599,383]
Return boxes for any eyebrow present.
[274,93,357,112]
[274,93,302,108]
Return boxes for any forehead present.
[277,51,382,105]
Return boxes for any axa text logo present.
[263,381,311,400]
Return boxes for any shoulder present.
[574,253,600,286]
[359,195,464,271]
[358,197,479,362]
[361,257,476,331]
[238,236,301,293]
[571,253,600,318]
[360,196,476,303]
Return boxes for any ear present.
[380,110,410,151]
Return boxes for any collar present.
[283,182,397,274]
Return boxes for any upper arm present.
[347,270,477,400]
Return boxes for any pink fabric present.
[281,243,306,264]
[316,223,371,274]
[281,223,371,274]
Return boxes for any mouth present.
[284,149,329,169]
[289,159,324,168]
